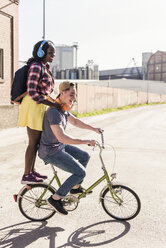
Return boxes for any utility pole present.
[42,0,45,40]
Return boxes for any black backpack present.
[11,62,44,104]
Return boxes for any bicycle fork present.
[99,169,123,205]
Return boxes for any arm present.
[27,63,45,103]
[68,114,101,134]
[42,99,58,107]
[50,124,96,146]
[27,63,57,107]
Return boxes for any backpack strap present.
[12,92,28,104]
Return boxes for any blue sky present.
[19,0,166,70]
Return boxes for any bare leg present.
[24,127,41,175]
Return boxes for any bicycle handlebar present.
[88,129,104,149]
[100,129,104,149]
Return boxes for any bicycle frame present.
[14,131,141,222]
[43,138,121,205]
[78,145,112,200]
[17,132,121,206]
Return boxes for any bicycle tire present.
[18,183,56,221]
[101,185,141,221]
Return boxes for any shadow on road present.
[0,220,64,248]
[57,219,130,248]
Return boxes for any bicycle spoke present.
[18,184,56,221]
[100,196,118,205]
[101,185,141,220]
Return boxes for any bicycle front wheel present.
[101,185,141,221]
[18,184,56,221]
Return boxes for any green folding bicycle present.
[14,131,141,222]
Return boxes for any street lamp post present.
[42,0,45,40]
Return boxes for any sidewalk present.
[0,127,26,148]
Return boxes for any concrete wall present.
[55,78,166,95]
[76,83,166,114]
[105,79,166,95]
[0,105,19,129]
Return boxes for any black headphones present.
[37,40,48,58]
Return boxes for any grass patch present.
[72,102,166,118]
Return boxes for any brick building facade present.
[0,0,19,128]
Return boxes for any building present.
[99,66,142,80]
[51,44,78,73]
[99,57,143,80]
[51,44,99,80]
[100,51,166,83]
[0,0,19,105]
[0,0,19,128]
[54,63,99,80]
[147,51,166,82]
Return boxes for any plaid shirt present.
[27,62,55,103]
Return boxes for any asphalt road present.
[0,104,166,248]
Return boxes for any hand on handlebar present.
[94,128,104,134]
[87,140,97,146]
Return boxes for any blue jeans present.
[43,145,90,197]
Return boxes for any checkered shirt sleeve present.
[27,63,45,103]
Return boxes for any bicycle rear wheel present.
[101,185,141,221]
[18,184,56,221]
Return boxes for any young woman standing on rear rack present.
[18,40,57,184]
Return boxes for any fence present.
[76,83,166,113]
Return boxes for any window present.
[155,64,161,73]
[0,49,4,80]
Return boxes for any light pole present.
[42,0,45,40]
